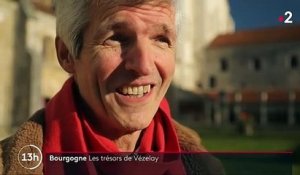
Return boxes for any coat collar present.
[1,109,205,174]
[1,110,44,174]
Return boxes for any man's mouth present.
[117,85,153,98]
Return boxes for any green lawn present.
[175,120,300,175]
[202,135,298,152]
[194,127,300,175]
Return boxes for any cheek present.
[156,53,175,81]
[95,51,120,77]
[94,52,122,91]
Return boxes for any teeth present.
[119,85,152,96]
[138,86,143,95]
[132,87,138,95]
[122,87,128,94]
[128,87,133,94]
[137,94,143,98]
[143,85,150,93]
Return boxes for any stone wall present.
[0,1,17,138]
[174,0,234,92]
[0,0,32,138]
[0,1,68,140]
[204,42,300,92]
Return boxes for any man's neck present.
[114,130,142,152]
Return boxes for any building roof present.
[208,25,300,49]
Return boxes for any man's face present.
[73,2,176,135]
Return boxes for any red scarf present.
[43,77,186,175]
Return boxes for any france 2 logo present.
[278,11,293,24]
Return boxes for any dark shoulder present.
[172,120,225,175]
[27,109,45,127]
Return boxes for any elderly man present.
[0,0,223,174]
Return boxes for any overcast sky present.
[229,0,300,31]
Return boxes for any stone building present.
[167,0,234,120]
[0,0,21,138]
[202,25,300,126]
[0,0,68,139]
[174,0,234,92]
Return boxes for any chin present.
[119,114,154,132]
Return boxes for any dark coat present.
[0,109,224,175]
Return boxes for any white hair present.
[53,0,180,58]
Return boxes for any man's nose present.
[124,40,154,75]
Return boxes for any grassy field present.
[188,124,300,175]
[176,122,300,175]
[202,133,299,152]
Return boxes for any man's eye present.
[155,35,172,48]
[104,34,130,46]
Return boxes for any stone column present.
[204,98,212,125]
[11,1,31,128]
[222,93,230,124]
[29,49,43,116]
[260,92,268,126]
[234,92,242,122]
[213,97,222,126]
[288,91,295,126]
[0,1,18,139]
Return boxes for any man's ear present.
[55,36,75,73]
